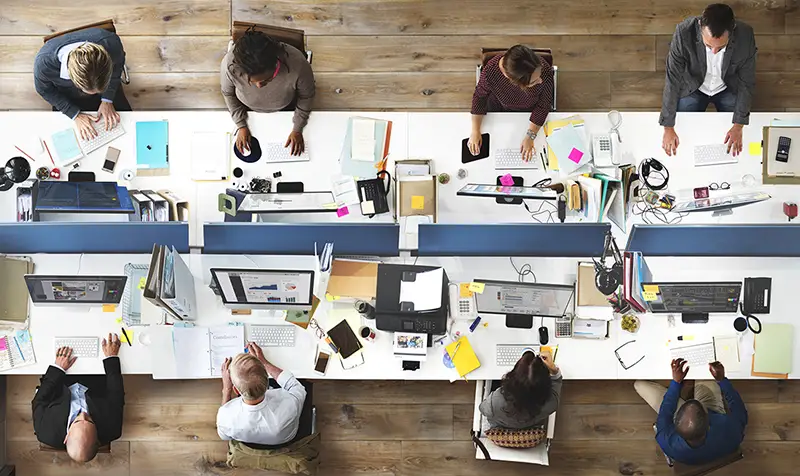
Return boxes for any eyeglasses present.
[614,340,645,370]
[709,182,730,190]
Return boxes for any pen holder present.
[355,300,376,320]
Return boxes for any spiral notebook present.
[172,325,243,378]
[0,330,36,371]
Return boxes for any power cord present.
[523,199,558,223]
[509,257,537,283]
[631,159,688,225]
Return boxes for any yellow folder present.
[446,336,481,378]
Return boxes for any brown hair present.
[67,43,112,94]
[502,45,543,87]
[500,351,552,416]
[230,353,269,400]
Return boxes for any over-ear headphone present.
[639,158,669,191]
[594,231,624,296]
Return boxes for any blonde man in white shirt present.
[217,342,307,446]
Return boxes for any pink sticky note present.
[567,148,584,164]
[336,206,349,218]
[0,338,7,352]
[499,173,514,186]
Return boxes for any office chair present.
[475,47,558,111]
[231,21,313,63]
[43,20,130,85]
[652,424,743,475]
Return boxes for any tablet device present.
[461,133,490,163]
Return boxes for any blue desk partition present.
[203,223,400,256]
[0,223,189,254]
[417,223,611,257]
[626,224,800,257]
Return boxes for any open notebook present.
[0,330,36,371]
[172,325,244,378]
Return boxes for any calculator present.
[555,316,573,338]
[776,136,791,163]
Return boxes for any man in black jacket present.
[32,333,124,463]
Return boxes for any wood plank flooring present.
[6,375,800,475]
[1,0,799,111]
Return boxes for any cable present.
[509,257,537,283]
[631,159,688,225]
[244,255,260,267]
[523,199,558,223]
[76,253,84,274]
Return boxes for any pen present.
[450,341,461,359]
[12,336,24,361]
[121,327,132,347]
[14,146,35,162]
[43,140,55,166]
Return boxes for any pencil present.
[42,140,55,166]
[12,336,24,361]
[14,146,35,162]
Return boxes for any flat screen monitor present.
[641,282,742,323]
[672,191,770,213]
[34,182,134,213]
[474,280,574,328]
[457,183,557,200]
[24,275,127,305]
[210,269,314,310]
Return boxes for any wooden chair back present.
[231,21,306,55]
[43,19,116,43]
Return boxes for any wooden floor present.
[5,375,800,475]
[0,0,799,111]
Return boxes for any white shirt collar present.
[58,42,88,81]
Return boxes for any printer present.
[375,264,449,334]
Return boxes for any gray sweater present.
[34,28,126,119]
[220,43,315,132]
[479,370,563,429]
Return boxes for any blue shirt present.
[66,382,90,433]
[656,379,748,465]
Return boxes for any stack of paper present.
[752,324,794,377]
[340,116,392,176]
[543,116,587,172]
[190,132,230,181]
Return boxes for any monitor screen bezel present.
[210,268,315,309]
[473,279,574,318]
[640,281,743,313]
[24,275,128,304]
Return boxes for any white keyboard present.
[78,121,126,155]
[55,337,100,358]
[694,144,737,166]
[263,142,310,163]
[494,148,539,170]
[249,325,296,347]
[670,342,716,368]
[496,344,539,367]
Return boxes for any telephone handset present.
[448,283,477,320]
[357,170,391,216]
[592,130,621,167]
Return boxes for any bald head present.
[675,399,709,446]
[65,418,99,463]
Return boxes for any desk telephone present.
[357,171,391,216]
[592,131,621,167]
[743,277,771,314]
[448,283,477,320]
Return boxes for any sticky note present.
[336,206,349,217]
[120,329,134,345]
[360,200,375,215]
[138,277,146,290]
[102,304,117,313]
[325,293,340,301]
[568,148,584,164]
[468,282,485,294]
[0,339,7,351]
[459,283,474,298]
[411,195,425,210]
[321,202,339,209]
[642,291,658,302]
[115,317,123,324]
[642,285,660,293]
[499,174,515,186]
[748,142,762,156]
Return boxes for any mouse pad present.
[461,133,490,164]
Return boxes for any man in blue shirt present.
[634,359,748,465]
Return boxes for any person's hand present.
[55,346,77,372]
[285,131,305,156]
[236,127,251,154]
[97,102,120,130]
[246,342,266,364]
[662,127,679,156]
[221,357,233,391]
[724,124,744,157]
[709,361,726,381]
[671,358,689,383]
[520,135,535,162]
[539,351,558,374]
[468,130,482,156]
[74,113,99,141]
[102,333,121,357]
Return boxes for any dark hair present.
[675,400,709,444]
[700,3,735,38]
[502,45,543,87]
[500,351,552,416]
[232,30,287,77]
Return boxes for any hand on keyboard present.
[285,131,305,156]
[55,346,77,371]
[75,114,100,141]
[671,358,689,383]
[98,102,121,130]
[521,135,535,162]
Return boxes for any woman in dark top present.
[479,349,562,429]
[468,45,555,162]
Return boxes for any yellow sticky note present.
[325,293,340,302]
[102,304,116,313]
[642,291,658,302]
[120,329,134,345]
[642,285,659,293]
[748,142,762,156]
[459,283,474,298]
[115,317,123,324]
[138,277,147,290]
[411,195,425,210]
[468,282,485,294]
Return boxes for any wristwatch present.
[525,129,537,141]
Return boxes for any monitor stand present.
[506,314,534,329]
[682,312,709,324]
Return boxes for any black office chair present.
[241,379,316,451]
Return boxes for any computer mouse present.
[538,326,549,345]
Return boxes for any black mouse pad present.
[461,133,490,163]
[234,136,262,163]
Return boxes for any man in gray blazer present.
[660,4,757,158]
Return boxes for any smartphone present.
[102,147,121,173]
[314,350,331,375]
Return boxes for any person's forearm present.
[471,114,484,133]
[527,122,542,137]
[221,387,234,406]
[263,360,283,380]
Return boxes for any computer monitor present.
[34,182,135,213]
[474,280,574,329]
[24,275,127,306]
[210,269,314,311]
[457,183,557,201]
[641,282,742,323]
